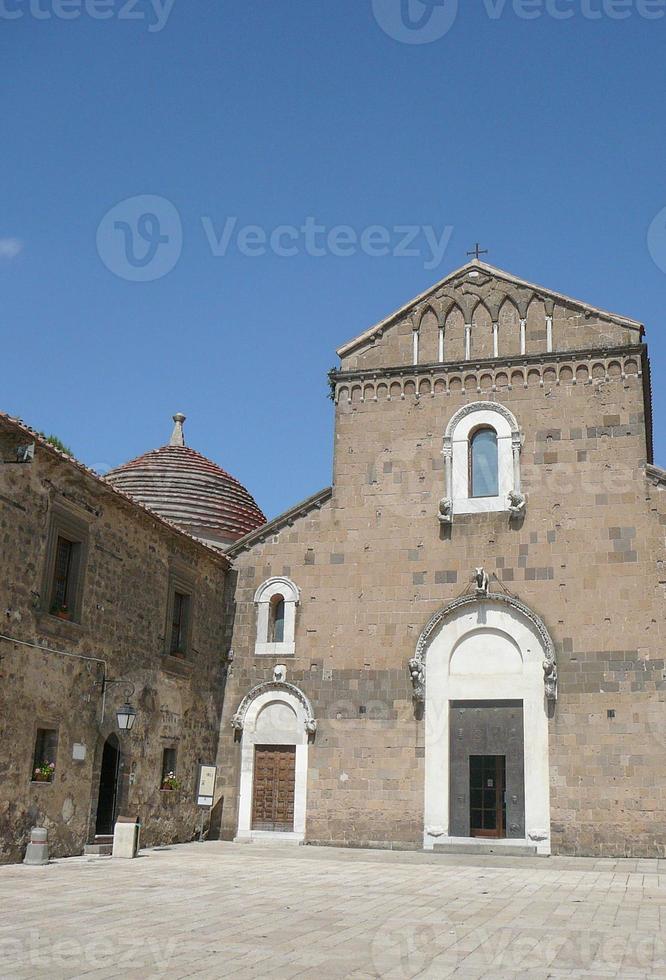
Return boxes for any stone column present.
[493,322,499,358]
[512,433,522,493]
[520,319,526,355]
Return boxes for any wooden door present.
[469,755,506,838]
[251,745,296,832]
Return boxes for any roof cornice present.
[0,413,230,568]
[226,486,333,557]
[330,342,646,385]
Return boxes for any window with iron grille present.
[170,591,190,656]
[51,536,78,616]
[43,505,88,624]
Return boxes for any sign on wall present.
[197,764,217,807]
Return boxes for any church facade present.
[216,260,666,857]
[3,259,666,862]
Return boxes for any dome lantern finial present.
[170,413,186,447]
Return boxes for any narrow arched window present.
[269,595,285,643]
[470,427,499,498]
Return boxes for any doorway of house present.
[470,755,506,838]
[95,734,121,836]
[251,745,296,832]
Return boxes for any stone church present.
[2,259,665,860]
[217,259,665,858]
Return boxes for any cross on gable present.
[467,243,488,261]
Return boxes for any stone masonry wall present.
[0,427,229,863]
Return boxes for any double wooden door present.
[251,745,296,832]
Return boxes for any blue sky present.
[2,0,665,518]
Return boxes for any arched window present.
[469,427,499,498]
[442,402,523,517]
[269,595,285,643]
[254,577,300,656]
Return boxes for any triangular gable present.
[337,260,643,360]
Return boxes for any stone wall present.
[0,422,229,863]
[218,342,666,856]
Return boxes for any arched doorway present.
[95,734,121,836]
[232,677,316,843]
[415,594,556,855]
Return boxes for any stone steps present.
[433,841,538,857]
[84,836,113,857]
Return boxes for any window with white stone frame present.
[254,577,299,656]
[441,402,523,518]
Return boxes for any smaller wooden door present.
[252,745,296,832]
[469,755,506,838]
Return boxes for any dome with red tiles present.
[106,414,266,549]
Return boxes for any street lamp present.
[102,679,138,733]
[116,701,137,731]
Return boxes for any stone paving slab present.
[0,842,665,979]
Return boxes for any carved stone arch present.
[409,591,557,703]
[418,304,441,363]
[231,680,317,735]
[417,302,439,330]
[254,576,300,605]
[444,400,519,440]
[439,295,460,321]
[443,302,466,362]
[458,294,477,323]
[498,293,520,318]
[510,288,534,319]
[498,294,522,357]
[470,297,492,321]
[470,299,494,359]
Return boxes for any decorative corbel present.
[408,657,425,703]
[474,567,490,597]
[543,659,558,702]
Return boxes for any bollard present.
[24,826,49,866]
[112,816,140,859]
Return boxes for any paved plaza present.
[1,842,666,979]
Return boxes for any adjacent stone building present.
[217,260,666,858]
[0,414,263,863]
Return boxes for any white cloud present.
[0,238,23,260]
